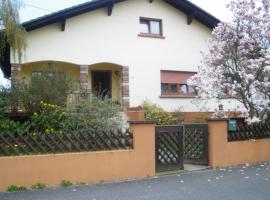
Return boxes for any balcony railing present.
[67,90,92,112]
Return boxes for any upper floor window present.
[139,17,164,39]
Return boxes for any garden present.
[0,72,131,157]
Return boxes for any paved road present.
[1,162,270,200]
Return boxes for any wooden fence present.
[0,129,133,156]
[0,122,155,191]
[228,122,270,142]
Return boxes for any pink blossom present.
[188,0,270,122]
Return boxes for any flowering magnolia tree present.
[188,0,270,123]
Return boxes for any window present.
[139,17,164,38]
[32,71,65,78]
[179,84,188,94]
[161,83,178,94]
[188,85,197,95]
[160,70,197,97]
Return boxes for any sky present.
[0,0,232,86]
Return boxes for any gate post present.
[129,121,156,175]
[207,119,228,168]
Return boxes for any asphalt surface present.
[1,162,270,200]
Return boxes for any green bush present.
[12,70,74,113]
[29,101,67,133]
[171,107,185,124]
[192,113,207,123]
[142,101,176,125]
[0,86,29,134]
[31,183,46,190]
[0,118,29,134]
[0,88,125,136]
[0,86,11,116]
[63,94,126,132]
[60,180,72,187]
[7,185,27,192]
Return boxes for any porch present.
[11,61,130,110]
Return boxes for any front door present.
[92,71,112,98]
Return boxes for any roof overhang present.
[164,0,220,29]
[22,0,220,31]
[23,0,126,31]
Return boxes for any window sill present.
[138,33,165,39]
[160,95,196,98]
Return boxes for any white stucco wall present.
[12,0,242,112]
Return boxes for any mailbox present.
[228,119,237,131]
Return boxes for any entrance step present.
[184,164,211,172]
[156,165,211,176]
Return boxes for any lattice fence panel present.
[157,132,180,165]
[156,126,184,172]
[0,129,133,157]
[228,123,270,142]
[184,124,208,165]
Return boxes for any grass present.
[31,183,46,190]
[60,180,73,187]
[7,185,27,192]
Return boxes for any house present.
[0,0,242,116]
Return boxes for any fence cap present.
[128,120,155,125]
[206,118,229,122]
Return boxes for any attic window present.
[138,17,165,39]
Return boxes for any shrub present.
[142,101,176,125]
[192,113,207,123]
[31,183,46,190]
[171,107,185,124]
[0,85,11,116]
[60,180,72,187]
[0,118,29,134]
[7,185,27,192]
[63,94,127,132]
[11,70,74,113]
[0,86,29,134]
[29,101,67,133]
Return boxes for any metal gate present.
[156,124,208,172]
[155,126,184,172]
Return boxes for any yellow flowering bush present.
[30,101,67,133]
[11,71,74,113]
[142,101,176,125]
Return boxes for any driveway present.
[1,162,270,200]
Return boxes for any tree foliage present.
[12,70,74,113]
[0,0,26,61]
[0,85,29,134]
[188,0,270,123]
[0,85,10,115]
